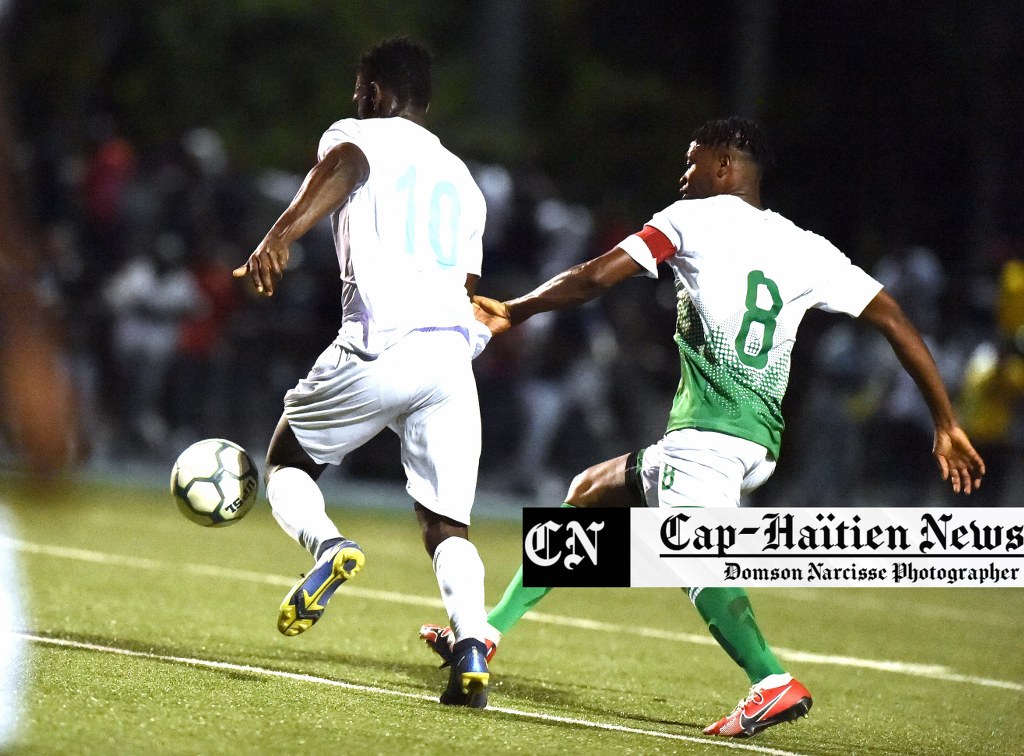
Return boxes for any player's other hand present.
[472,295,512,336]
[232,236,290,297]
[933,425,986,495]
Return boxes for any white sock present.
[432,536,489,644]
[485,623,502,646]
[755,673,793,690]
[266,467,341,558]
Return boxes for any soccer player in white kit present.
[421,118,986,733]
[233,38,492,707]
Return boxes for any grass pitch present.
[1,476,1022,755]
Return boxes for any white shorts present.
[283,329,480,524]
[636,428,776,508]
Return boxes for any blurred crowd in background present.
[2,2,1022,510]
[4,117,1022,508]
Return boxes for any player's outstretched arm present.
[498,246,643,328]
[857,289,985,494]
[233,142,369,296]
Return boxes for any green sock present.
[485,502,575,635]
[690,587,785,684]
[486,564,551,634]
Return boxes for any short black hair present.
[357,37,433,109]
[692,117,775,172]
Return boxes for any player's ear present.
[716,151,731,178]
[369,82,383,115]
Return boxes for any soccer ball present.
[170,438,259,527]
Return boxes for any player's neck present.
[731,187,762,209]
[395,108,428,127]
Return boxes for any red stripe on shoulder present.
[636,225,676,264]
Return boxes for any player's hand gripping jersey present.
[619,195,882,457]
[320,117,486,357]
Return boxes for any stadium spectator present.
[103,233,205,454]
[781,319,876,507]
[422,117,985,739]
[957,258,1024,505]
[859,246,957,503]
[167,237,245,442]
[508,196,622,496]
[79,115,136,276]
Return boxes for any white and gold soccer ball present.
[170,439,259,527]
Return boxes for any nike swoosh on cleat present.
[739,686,791,730]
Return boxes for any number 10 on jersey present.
[396,165,461,268]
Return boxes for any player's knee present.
[415,502,468,556]
[263,461,311,487]
[566,455,634,508]
[565,469,597,507]
[422,522,466,557]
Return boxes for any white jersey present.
[619,194,882,457]
[318,117,486,357]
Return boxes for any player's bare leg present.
[564,453,635,508]
[266,414,364,636]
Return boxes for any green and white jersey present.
[618,195,882,458]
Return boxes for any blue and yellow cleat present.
[277,539,364,636]
[439,638,490,709]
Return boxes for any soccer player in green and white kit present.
[421,117,986,737]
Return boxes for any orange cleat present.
[704,676,812,738]
[419,623,497,667]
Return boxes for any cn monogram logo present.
[524,520,605,570]
[521,508,630,588]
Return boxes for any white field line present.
[5,537,1022,692]
[18,632,813,756]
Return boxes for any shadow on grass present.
[32,628,709,734]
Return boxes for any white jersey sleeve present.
[318,119,362,161]
[808,241,883,316]
[618,234,660,278]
